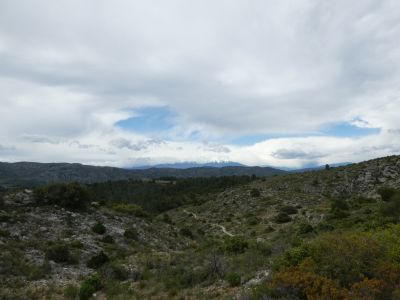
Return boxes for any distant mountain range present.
[133,161,245,169]
[0,161,287,188]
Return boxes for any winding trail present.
[183,209,234,237]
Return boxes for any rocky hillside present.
[1,155,400,299]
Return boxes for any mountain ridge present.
[0,161,287,188]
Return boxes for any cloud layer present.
[0,0,399,168]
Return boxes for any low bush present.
[274,212,291,223]
[86,251,109,269]
[378,187,398,202]
[99,262,129,281]
[45,243,75,264]
[101,235,114,244]
[226,272,241,287]
[180,227,193,239]
[79,273,102,300]
[91,221,106,235]
[124,227,139,240]
[297,222,313,234]
[64,284,79,299]
[250,188,261,197]
[279,205,298,215]
[223,236,249,254]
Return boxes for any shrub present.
[34,183,92,211]
[79,273,102,300]
[380,192,400,220]
[309,232,382,286]
[250,188,261,197]
[101,235,114,244]
[378,187,398,202]
[70,240,84,249]
[227,272,241,287]
[281,245,310,267]
[298,222,313,234]
[223,236,249,254]
[247,217,260,226]
[124,227,139,240]
[64,284,79,299]
[330,198,350,219]
[279,205,297,215]
[180,227,193,239]
[99,262,129,281]
[274,212,292,223]
[86,251,109,269]
[45,244,73,264]
[91,221,106,235]
[162,213,172,224]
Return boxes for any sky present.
[0,0,400,169]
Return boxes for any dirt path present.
[183,209,234,237]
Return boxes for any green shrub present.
[162,213,172,224]
[378,187,398,202]
[91,221,106,235]
[79,273,102,300]
[247,217,260,226]
[34,183,92,211]
[86,251,109,269]
[250,188,261,197]
[64,284,79,299]
[124,227,139,240]
[99,262,129,281]
[223,236,249,254]
[45,244,74,264]
[330,198,350,219]
[180,227,193,239]
[274,212,292,223]
[282,244,310,267]
[227,272,241,287]
[101,235,114,244]
[298,222,314,234]
[70,239,84,249]
[280,205,298,215]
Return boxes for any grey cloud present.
[0,144,16,152]
[22,135,60,144]
[272,149,326,160]
[110,138,165,151]
[0,1,399,166]
[200,142,231,153]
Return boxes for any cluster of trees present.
[88,176,254,213]
[32,176,255,214]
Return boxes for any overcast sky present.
[0,0,400,168]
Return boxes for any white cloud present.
[0,0,399,167]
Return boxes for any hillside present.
[0,162,286,188]
[1,155,400,299]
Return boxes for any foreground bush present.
[79,273,102,300]
[269,229,400,299]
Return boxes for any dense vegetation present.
[88,176,255,213]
